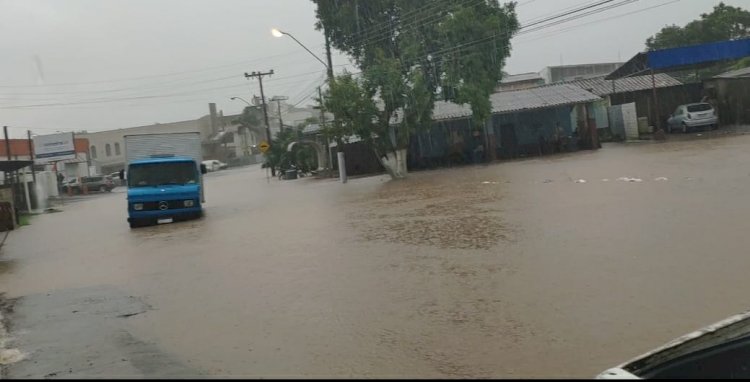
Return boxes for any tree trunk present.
[378,148,408,180]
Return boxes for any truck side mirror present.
[119,170,125,180]
[200,164,208,175]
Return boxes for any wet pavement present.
[3,130,750,378]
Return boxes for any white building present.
[78,102,321,174]
[539,62,625,84]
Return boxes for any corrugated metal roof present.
[501,72,543,84]
[564,73,682,96]
[715,67,750,79]
[608,38,750,79]
[492,84,601,113]
[423,84,600,122]
[648,38,750,70]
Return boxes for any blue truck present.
[122,133,207,228]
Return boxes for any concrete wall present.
[706,78,750,125]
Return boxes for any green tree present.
[313,0,518,179]
[646,2,750,50]
[232,105,262,130]
[265,127,318,175]
[295,116,320,130]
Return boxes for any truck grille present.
[141,200,191,211]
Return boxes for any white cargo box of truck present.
[124,132,205,202]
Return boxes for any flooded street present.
[3,131,750,378]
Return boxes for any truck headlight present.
[133,203,144,211]
[184,200,194,207]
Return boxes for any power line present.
[518,0,638,35]
[414,0,639,64]
[0,49,325,89]
[1,0,646,110]
[520,0,612,24]
[515,0,679,43]
[346,0,487,50]
[522,0,620,29]
[355,0,614,49]
[334,0,464,47]
[322,0,633,71]
[0,64,347,100]
[0,68,343,108]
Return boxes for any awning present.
[606,38,750,79]
[0,160,33,172]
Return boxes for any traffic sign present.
[259,141,270,153]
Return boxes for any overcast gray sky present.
[0,0,744,137]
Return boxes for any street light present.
[271,27,347,183]
[230,96,252,107]
[271,28,329,72]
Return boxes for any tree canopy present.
[646,2,750,51]
[313,0,519,178]
[232,106,263,133]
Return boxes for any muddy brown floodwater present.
[3,129,750,378]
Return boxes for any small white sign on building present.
[33,132,76,163]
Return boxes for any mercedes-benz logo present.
[158,201,169,211]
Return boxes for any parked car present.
[109,171,125,187]
[667,103,718,133]
[62,175,115,194]
[201,160,228,172]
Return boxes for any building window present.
[90,146,97,159]
[114,142,121,156]
[105,144,111,157]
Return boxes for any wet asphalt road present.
[3,129,750,378]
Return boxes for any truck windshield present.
[128,162,198,187]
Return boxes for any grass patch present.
[18,214,31,227]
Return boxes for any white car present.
[667,103,719,133]
[201,160,228,172]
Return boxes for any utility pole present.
[651,69,662,135]
[270,96,289,132]
[4,126,11,162]
[324,28,346,183]
[245,70,275,177]
[318,86,333,177]
[27,130,35,182]
[3,126,17,221]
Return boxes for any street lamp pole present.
[272,29,329,70]
[272,28,347,183]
